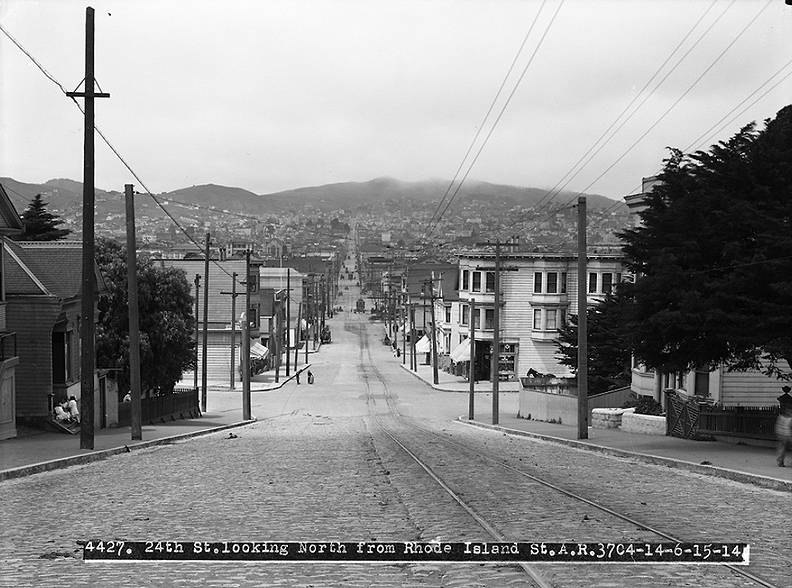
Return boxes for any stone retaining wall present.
[621,411,666,435]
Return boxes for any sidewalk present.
[0,362,311,480]
[400,359,792,492]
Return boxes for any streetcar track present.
[350,319,781,588]
[354,320,554,588]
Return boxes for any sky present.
[1,0,791,202]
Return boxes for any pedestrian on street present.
[307,370,314,384]
[775,391,792,467]
[296,370,301,385]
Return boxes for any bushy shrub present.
[634,396,663,415]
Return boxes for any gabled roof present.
[3,240,90,298]
[0,184,24,236]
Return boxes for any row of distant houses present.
[0,183,342,440]
[364,178,786,411]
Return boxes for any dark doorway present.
[474,341,491,381]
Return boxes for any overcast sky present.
[1,0,790,201]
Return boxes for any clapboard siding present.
[720,363,790,406]
[184,344,242,383]
[5,297,61,417]
[457,252,625,379]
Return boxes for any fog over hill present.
[0,176,623,215]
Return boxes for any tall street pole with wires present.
[125,184,142,441]
[242,250,251,421]
[201,233,210,412]
[577,197,589,439]
[193,274,200,392]
[66,7,109,450]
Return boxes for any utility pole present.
[469,297,476,420]
[220,272,240,390]
[67,7,109,450]
[201,233,210,412]
[242,250,251,421]
[402,297,407,365]
[577,196,589,439]
[410,302,416,371]
[125,185,142,441]
[493,243,501,424]
[268,294,275,383]
[424,278,439,385]
[286,269,291,377]
[193,274,200,391]
[476,240,518,426]
[295,301,303,368]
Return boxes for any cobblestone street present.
[2,315,789,587]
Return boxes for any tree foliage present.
[17,193,71,241]
[95,237,196,394]
[555,294,632,395]
[617,105,792,379]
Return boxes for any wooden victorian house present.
[0,185,23,439]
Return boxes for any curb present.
[458,418,792,493]
[398,363,520,394]
[0,419,257,483]
[207,364,312,392]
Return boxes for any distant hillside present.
[260,177,621,211]
[0,176,624,217]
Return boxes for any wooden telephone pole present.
[125,185,142,441]
[475,240,518,425]
[67,7,110,450]
[423,278,439,385]
[220,273,240,390]
[193,274,200,391]
[577,197,589,439]
[201,233,210,412]
[242,250,251,421]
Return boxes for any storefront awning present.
[450,338,470,362]
[250,342,270,360]
[415,335,431,353]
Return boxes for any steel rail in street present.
[357,328,779,588]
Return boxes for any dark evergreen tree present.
[95,237,196,395]
[618,105,792,380]
[555,293,632,395]
[18,194,71,241]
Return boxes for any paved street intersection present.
[1,313,789,587]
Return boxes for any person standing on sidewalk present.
[307,370,314,384]
[295,370,301,385]
[776,401,792,467]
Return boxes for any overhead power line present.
[424,0,550,233]
[531,0,723,213]
[556,0,773,211]
[0,22,248,286]
[426,0,566,240]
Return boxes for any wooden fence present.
[696,405,779,441]
[117,387,200,427]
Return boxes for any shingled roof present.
[3,240,101,299]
